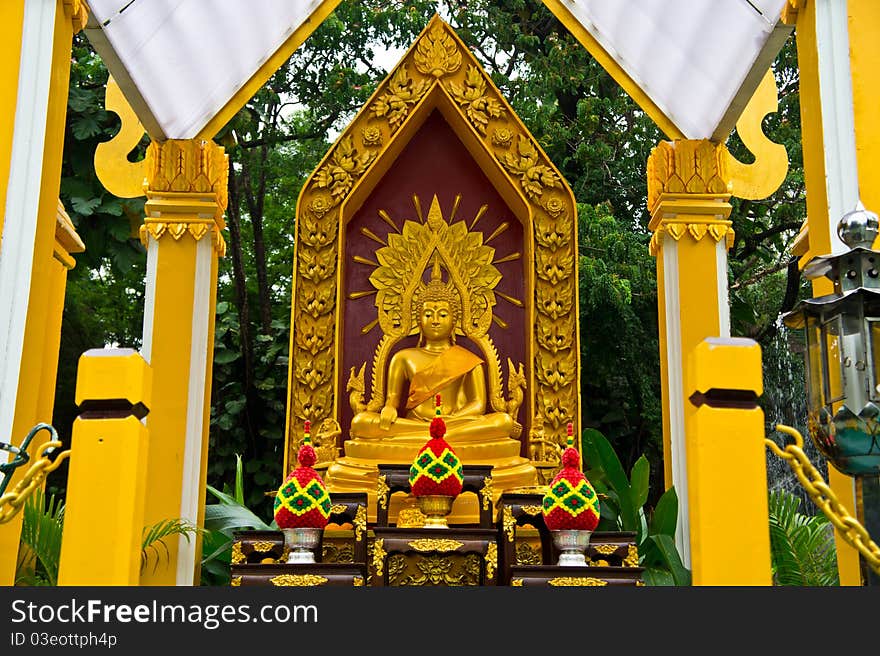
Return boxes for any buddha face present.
[419,300,455,342]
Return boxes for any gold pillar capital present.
[61,0,89,33]
[141,139,229,256]
[647,139,734,256]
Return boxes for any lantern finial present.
[838,200,879,250]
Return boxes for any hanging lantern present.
[782,202,880,477]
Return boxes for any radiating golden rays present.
[350,195,523,334]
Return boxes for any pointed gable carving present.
[285,16,580,473]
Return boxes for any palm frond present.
[16,489,64,586]
[768,489,838,586]
[141,518,201,573]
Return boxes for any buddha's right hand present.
[378,405,397,430]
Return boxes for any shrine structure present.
[1,0,879,587]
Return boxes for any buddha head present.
[414,273,461,346]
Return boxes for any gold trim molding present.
[548,577,608,587]
[287,15,580,468]
[269,574,329,587]
[407,539,463,552]
[485,542,497,581]
[647,140,730,214]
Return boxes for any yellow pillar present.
[648,139,734,570]
[686,338,772,585]
[138,139,226,585]
[58,349,151,585]
[785,0,874,585]
[0,0,87,586]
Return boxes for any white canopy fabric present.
[547,0,791,140]
[84,0,340,140]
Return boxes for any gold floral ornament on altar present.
[347,194,526,429]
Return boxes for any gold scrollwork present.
[373,538,386,577]
[353,576,364,586]
[548,577,608,587]
[230,576,242,587]
[354,505,367,542]
[330,504,348,515]
[480,476,494,511]
[593,544,618,556]
[315,135,376,201]
[407,539,464,553]
[500,136,561,199]
[269,574,329,587]
[511,578,524,586]
[503,506,516,542]
[485,542,498,581]
[231,542,245,565]
[377,475,390,510]
[624,545,640,568]
[520,505,542,516]
[252,541,276,553]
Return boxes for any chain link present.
[0,424,70,524]
[766,424,880,575]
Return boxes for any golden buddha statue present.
[324,196,538,523]
[349,276,515,442]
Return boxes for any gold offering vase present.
[416,495,455,529]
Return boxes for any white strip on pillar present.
[177,235,213,585]
[0,0,57,450]
[716,239,731,338]
[815,0,859,253]
[662,238,690,568]
[140,236,158,364]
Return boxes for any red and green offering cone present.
[273,420,332,529]
[542,422,600,531]
[408,394,464,497]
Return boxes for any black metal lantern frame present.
[782,202,880,585]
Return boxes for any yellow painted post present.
[686,338,771,585]
[58,348,151,585]
[138,139,226,585]
[647,139,734,570]
[0,0,87,586]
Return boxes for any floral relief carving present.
[315,136,376,200]
[361,126,384,147]
[369,64,430,131]
[491,127,514,148]
[501,135,560,199]
[414,23,462,77]
[448,65,506,135]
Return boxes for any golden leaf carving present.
[294,350,333,391]
[300,211,338,249]
[511,578,524,586]
[315,136,376,200]
[294,315,333,356]
[269,574,328,587]
[354,505,367,541]
[448,65,506,135]
[252,541,276,553]
[520,505,542,516]
[414,23,462,77]
[369,64,430,131]
[536,283,573,320]
[230,576,242,587]
[537,389,572,431]
[536,320,573,354]
[647,139,729,212]
[687,223,708,241]
[536,249,574,285]
[593,544,619,555]
[501,135,560,199]
[298,247,336,283]
[534,212,570,251]
[292,385,333,423]
[407,539,464,552]
[377,475,390,510]
[302,279,336,319]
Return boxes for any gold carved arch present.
[284,15,580,473]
